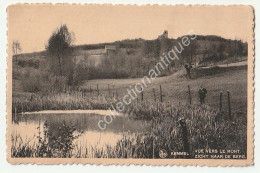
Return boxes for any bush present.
[72,64,88,86]
[11,122,83,158]
[21,69,44,93]
[17,59,40,68]
[12,69,22,80]
[48,76,69,92]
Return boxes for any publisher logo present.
[159,149,168,159]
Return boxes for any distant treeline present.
[74,35,247,80]
[76,38,145,50]
[14,27,248,93]
[16,34,247,60]
[76,35,244,50]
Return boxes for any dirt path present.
[201,61,247,69]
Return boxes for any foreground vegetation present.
[12,92,116,115]
[11,24,248,158]
[11,64,247,158]
[11,102,247,158]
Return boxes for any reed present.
[11,102,247,158]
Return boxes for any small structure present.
[105,45,117,54]
[158,30,168,40]
[75,45,117,66]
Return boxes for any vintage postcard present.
[6,4,254,166]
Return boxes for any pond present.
[11,110,151,157]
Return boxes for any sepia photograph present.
[6,4,254,165]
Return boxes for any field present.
[82,64,247,116]
[11,63,248,158]
[13,64,247,115]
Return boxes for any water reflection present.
[12,112,151,156]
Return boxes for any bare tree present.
[12,40,22,71]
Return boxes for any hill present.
[13,34,248,84]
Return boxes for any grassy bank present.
[13,65,247,116]
[12,91,116,115]
[11,65,248,158]
[11,103,246,158]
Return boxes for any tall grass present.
[11,102,247,158]
[12,92,117,115]
[85,104,246,158]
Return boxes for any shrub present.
[21,69,44,93]
[72,64,88,86]
[12,69,22,80]
[17,59,40,68]
[48,76,69,92]
[11,121,83,158]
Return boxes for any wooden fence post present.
[188,85,192,105]
[227,90,232,119]
[97,84,99,96]
[84,90,87,97]
[226,58,229,67]
[152,133,155,159]
[108,84,110,97]
[14,107,17,122]
[178,119,190,156]
[153,88,156,102]
[219,91,223,111]
[112,85,115,97]
[160,85,163,102]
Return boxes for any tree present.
[202,41,209,62]
[12,40,22,71]
[154,39,161,59]
[209,43,218,61]
[142,41,154,58]
[46,25,74,78]
[237,40,244,58]
[160,38,172,54]
[217,43,226,60]
[182,39,198,65]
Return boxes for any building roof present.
[81,49,106,55]
[105,45,116,50]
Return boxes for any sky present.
[7,5,253,53]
